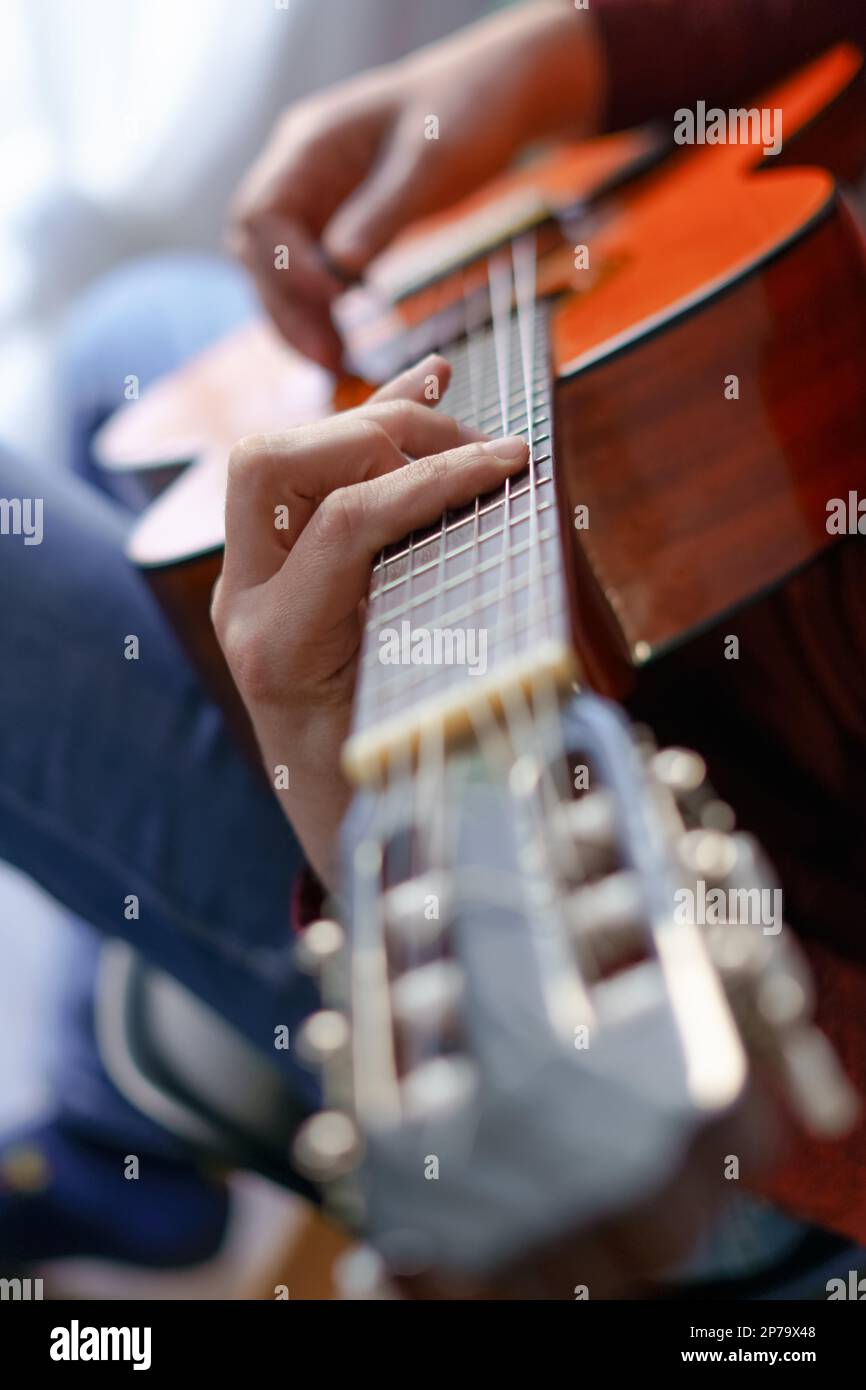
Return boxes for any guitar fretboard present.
[345,298,573,782]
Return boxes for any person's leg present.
[60,253,257,493]
[0,439,318,1103]
[0,915,232,1269]
[0,256,310,1269]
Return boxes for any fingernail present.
[482,435,527,461]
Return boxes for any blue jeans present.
[0,254,320,1143]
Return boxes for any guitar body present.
[551,185,866,959]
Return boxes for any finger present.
[237,213,344,302]
[223,403,501,592]
[283,436,529,629]
[258,281,344,370]
[323,118,433,273]
[222,415,407,589]
[359,398,486,455]
[368,354,451,407]
[234,217,344,367]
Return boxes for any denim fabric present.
[0,255,319,1119]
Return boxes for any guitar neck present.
[343,292,575,785]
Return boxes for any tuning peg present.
[333,1246,400,1301]
[756,970,810,1031]
[401,1055,478,1120]
[292,1110,362,1181]
[297,1009,351,1066]
[391,960,463,1035]
[296,917,345,974]
[708,921,859,1139]
[705,921,768,976]
[651,747,706,795]
[776,1027,860,1138]
[383,873,452,953]
[678,828,739,881]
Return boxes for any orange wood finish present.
[554,200,866,680]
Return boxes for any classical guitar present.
[97,47,866,1251]
[99,46,866,795]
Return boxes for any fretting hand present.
[212,354,528,889]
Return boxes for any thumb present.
[323,119,429,274]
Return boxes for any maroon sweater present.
[594,0,866,130]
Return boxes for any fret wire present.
[361,572,562,708]
[370,328,553,641]
[375,450,556,564]
[513,231,542,653]
[366,558,561,678]
[371,501,557,605]
[361,293,564,728]
[464,267,487,677]
[488,251,516,662]
[380,474,554,566]
[366,538,561,649]
[371,449,553,576]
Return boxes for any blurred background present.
[2,0,864,1303]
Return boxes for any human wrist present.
[508,1,607,143]
[256,711,348,893]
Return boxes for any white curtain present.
[0,0,495,448]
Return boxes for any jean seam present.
[0,779,294,983]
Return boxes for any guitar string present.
[366,237,574,1108]
[378,243,550,810]
[465,266,486,661]
[371,277,557,715]
[468,249,593,1014]
[508,238,598,981]
[396,268,485,1085]
[488,247,516,668]
[411,289,470,1076]
[402,260,521,1088]
[512,230,542,651]
[510,234,573,809]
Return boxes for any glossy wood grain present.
[554,197,866,680]
[631,536,866,951]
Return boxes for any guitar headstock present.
[292,694,857,1293]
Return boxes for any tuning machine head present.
[648,744,736,833]
[296,917,345,974]
[297,1009,352,1066]
[292,1109,363,1182]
